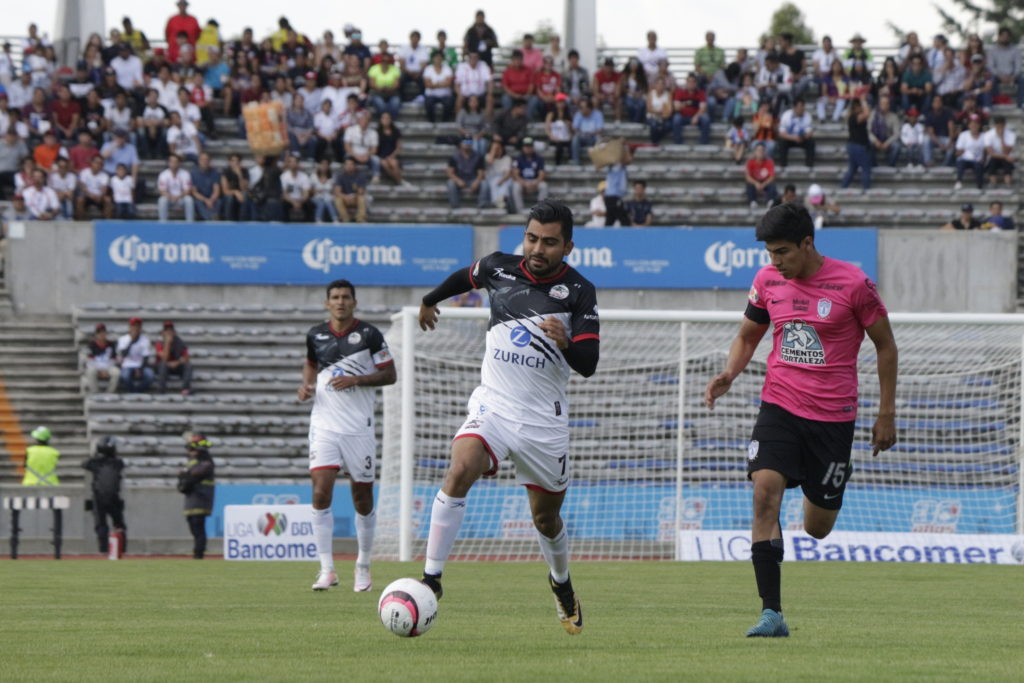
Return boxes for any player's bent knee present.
[803,521,833,539]
[531,511,561,538]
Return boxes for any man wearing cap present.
[110,44,144,94]
[165,0,200,64]
[84,323,119,394]
[83,436,127,554]
[446,138,487,208]
[529,56,562,122]
[941,203,982,230]
[22,427,60,486]
[117,317,154,392]
[155,321,194,395]
[178,434,215,559]
[510,137,548,213]
[343,30,372,71]
[843,34,873,73]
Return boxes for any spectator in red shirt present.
[69,131,99,172]
[165,0,201,64]
[528,56,562,122]
[520,34,543,72]
[51,85,82,142]
[501,50,534,111]
[593,57,622,121]
[671,73,711,144]
[745,142,779,208]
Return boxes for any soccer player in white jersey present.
[298,279,396,592]
[417,200,600,634]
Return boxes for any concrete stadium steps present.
[0,317,90,485]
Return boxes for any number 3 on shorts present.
[821,461,847,488]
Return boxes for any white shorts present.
[308,426,376,483]
[453,399,570,494]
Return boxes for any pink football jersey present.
[746,257,887,421]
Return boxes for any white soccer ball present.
[377,578,438,637]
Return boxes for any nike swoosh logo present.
[770,299,785,304]
[823,493,840,500]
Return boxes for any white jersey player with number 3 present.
[298,279,396,593]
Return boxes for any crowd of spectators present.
[0,6,1021,225]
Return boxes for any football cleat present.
[549,574,583,635]
[420,573,443,600]
[746,608,790,637]
[312,570,339,591]
[353,564,372,592]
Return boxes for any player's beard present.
[525,254,559,278]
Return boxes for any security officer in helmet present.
[178,433,215,559]
[82,436,127,553]
[22,426,61,486]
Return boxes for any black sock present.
[751,539,784,613]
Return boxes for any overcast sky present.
[10,0,974,50]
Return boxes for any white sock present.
[537,526,570,584]
[312,507,334,572]
[355,510,376,567]
[423,491,467,576]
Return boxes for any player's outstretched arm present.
[704,317,769,410]
[866,315,898,456]
[419,266,476,331]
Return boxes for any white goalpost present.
[376,308,1024,563]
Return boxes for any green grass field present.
[1,559,1022,681]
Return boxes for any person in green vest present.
[178,433,215,559]
[22,426,60,486]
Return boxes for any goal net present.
[376,308,1024,561]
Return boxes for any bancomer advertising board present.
[498,226,878,289]
[94,222,472,285]
[224,504,317,561]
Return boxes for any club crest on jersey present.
[509,325,532,347]
[748,286,759,304]
[748,440,759,461]
[348,332,362,344]
[779,320,826,365]
[549,284,569,300]
[816,298,832,319]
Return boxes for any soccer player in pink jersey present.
[705,203,898,637]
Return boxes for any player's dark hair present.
[755,202,814,244]
[529,199,574,243]
[326,279,356,299]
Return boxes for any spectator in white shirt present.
[104,92,136,145]
[110,43,144,95]
[116,317,154,393]
[343,110,381,182]
[48,157,77,219]
[157,153,195,221]
[423,50,455,123]
[171,88,202,130]
[166,110,201,162]
[399,30,431,102]
[811,36,837,82]
[21,168,61,220]
[75,154,113,219]
[137,89,168,159]
[313,98,342,162]
[280,153,312,222]
[756,53,793,114]
[983,115,1016,187]
[954,116,986,190]
[111,163,136,219]
[637,31,668,79]
[7,71,34,110]
[455,51,493,116]
[899,107,926,168]
[776,100,815,168]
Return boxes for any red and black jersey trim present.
[518,259,569,284]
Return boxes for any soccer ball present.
[378,578,438,637]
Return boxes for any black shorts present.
[747,402,855,510]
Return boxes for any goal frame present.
[389,307,1024,561]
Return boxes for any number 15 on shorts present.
[821,461,848,488]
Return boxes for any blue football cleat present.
[746,608,790,637]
